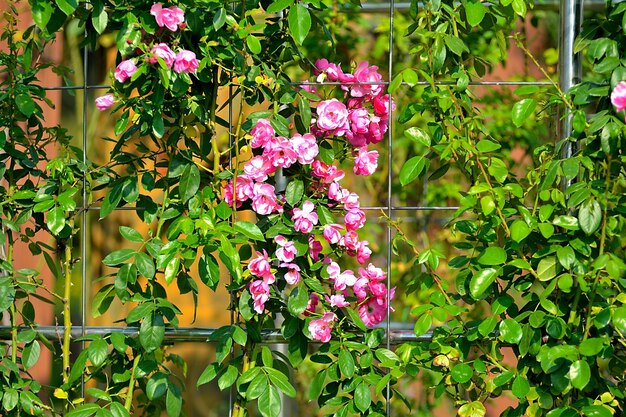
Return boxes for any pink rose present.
[308,235,323,261]
[275,235,297,263]
[290,133,319,165]
[264,137,297,168]
[114,60,137,83]
[340,231,360,251]
[334,269,357,291]
[250,280,270,314]
[249,250,273,280]
[344,208,366,231]
[328,182,348,202]
[328,294,350,308]
[353,147,379,176]
[356,240,372,264]
[351,61,383,98]
[243,155,275,182]
[373,94,395,116]
[224,175,254,208]
[367,119,385,144]
[311,160,345,184]
[251,183,281,215]
[342,192,360,210]
[360,263,386,282]
[349,108,370,134]
[308,312,335,343]
[292,201,319,233]
[316,99,349,132]
[280,263,301,285]
[306,293,320,315]
[150,3,185,32]
[358,297,387,327]
[315,59,341,81]
[326,261,341,280]
[611,81,626,113]
[250,119,275,149]
[149,43,176,68]
[173,50,198,74]
[95,94,115,111]
[323,224,343,244]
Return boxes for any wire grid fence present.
[1,0,587,415]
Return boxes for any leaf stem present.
[125,353,142,411]
[62,221,74,386]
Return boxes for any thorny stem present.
[124,353,142,411]
[62,221,74,386]
[7,237,17,363]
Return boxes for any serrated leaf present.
[288,4,311,45]
[180,164,201,203]
[258,385,281,417]
[578,200,602,235]
[285,179,304,206]
[234,221,264,241]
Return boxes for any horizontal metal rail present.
[357,0,603,12]
[0,326,428,344]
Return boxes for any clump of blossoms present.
[224,60,395,343]
[95,2,199,110]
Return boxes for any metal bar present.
[356,0,603,13]
[558,0,583,162]
[0,326,429,344]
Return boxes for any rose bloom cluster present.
[224,62,395,343]
[95,3,199,111]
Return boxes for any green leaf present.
[65,404,101,417]
[32,0,53,30]
[476,139,501,153]
[465,0,486,26]
[246,35,262,54]
[556,246,576,269]
[218,365,238,391]
[499,319,523,344]
[338,350,355,378]
[612,306,626,334]
[92,0,108,34]
[582,405,613,417]
[265,367,296,398]
[308,369,326,400]
[16,93,37,117]
[458,401,486,417]
[512,99,537,127]
[578,200,602,235]
[287,285,309,316]
[247,373,268,400]
[22,341,41,369]
[399,155,427,186]
[135,252,155,279]
[285,179,304,206]
[477,247,507,265]
[354,383,371,413]
[102,249,135,266]
[2,388,19,412]
[213,8,226,30]
[512,376,530,398]
[451,363,473,383]
[405,127,430,147]
[180,164,201,203]
[164,257,180,285]
[109,402,130,417]
[469,268,497,299]
[119,226,143,243]
[267,0,295,13]
[510,220,531,242]
[512,0,527,16]
[199,253,221,290]
[414,313,432,337]
[146,372,168,400]
[166,384,183,417]
[288,4,311,45]
[258,385,281,417]
[403,68,418,86]
[569,360,591,389]
[87,337,108,368]
[562,158,579,180]
[47,207,65,235]
[537,256,558,281]
[197,363,219,386]
[140,313,165,353]
[234,221,265,241]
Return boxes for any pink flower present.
[251,183,281,215]
[292,201,319,233]
[328,182,348,202]
[349,108,370,134]
[353,277,369,301]
[369,280,387,297]
[334,269,357,291]
[280,263,300,285]
[326,261,341,280]
[352,61,383,98]
[328,294,350,308]
[341,231,360,251]
[95,94,115,111]
[250,280,270,314]
[243,155,275,182]
[358,298,387,327]
[356,240,372,264]
[367,119,385,144]
[224,175,254,208]
[323,224,343,244]
[290,134,319,165]
[373,94,395,116]
[174,50,198,74]
[315,59,341,81]
[306,293,320,315]
[311,161,345,183]
[114,60,137,83]
[342,192,360,210]
[150,3,185,32]
[275,235,297,263]
[251,119,275,149]
[308,312,335,342]
[316,99,349,132]
[249,250,273,280]
[353,147,379,176]
[611,81,626,113]
[308,235,323,261]
[360,263,386,282]
[345,208,366,231]
[149,43,176,68]
[264,137,297,168]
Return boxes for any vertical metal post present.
[558,0,583,157]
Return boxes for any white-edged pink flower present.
[95,94,115,111]
[345,208,366,231]
[328,294,350,308]
[264,137,297,168]
[611,81,626,113]
[290,133,319,165]
[311,161,345,184]
[308,312,335,342]
[341,231,360,251]
[349,108,370,134]
[149,43,176,68]
[150,3,185,31]
[114,60,137,83]
[326,261,341,280]
[224,175,254,208]
[249,250,273,280]
[250,119,275,149]
[173,50,198,74]
[251,183,281,215]
[280,262,301,285]
[323,224,343,244]
[316,99,349,132]
[250,280,270,314]
[334,269,357,291]
[309,235,323,261]
[275,235,297,263]
[358,297,387,327]
[352,61,383,98]
[353,147,379,176]
[356,240,372,264]
[342,192,360,210]
[360,263,386,282]
[292,201,319,233]
[243,155,275,182]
